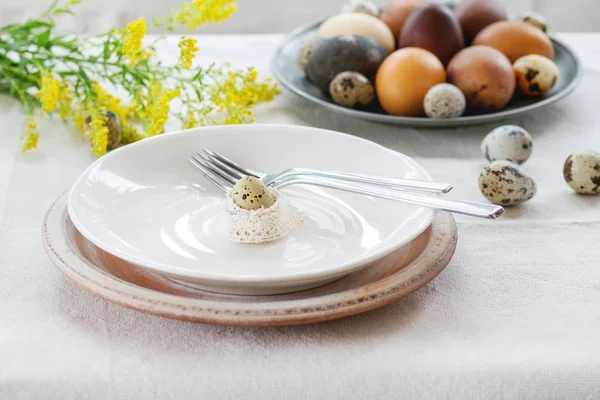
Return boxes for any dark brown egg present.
[399,3,464,65]
[447,45,516,113]
[454,0,507,44]
[306,35,389,92]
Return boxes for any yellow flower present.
[183,110,197,129]
[178,36,199,69]
[210,67,279,124]
[144,81,179,136]
[172,0,237,30]
[58,81,72,119]
[37,72,60,114]
[92,83,129,130]
[73,107,86,131]
[21,116,39,152]
[122,18,146,65]
[121,125,146,145]
[87,111,109,156]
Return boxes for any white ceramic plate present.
[68,124,434,295]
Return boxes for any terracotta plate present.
[43,193,458,326]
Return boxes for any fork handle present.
[275,176,504,219]
[283,168,452,193]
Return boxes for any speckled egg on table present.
[563,151,600,195]
[329,71,375,108]
[478,160,536,206]
[481,125,533,165]
[423,83,466,118]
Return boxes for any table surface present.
[1,34,600,399]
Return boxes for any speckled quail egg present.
[563,151,600,195]
[423,83,466,118]
[520,12,548,33]
[478,160,536,206]
[297,35,323,75]
[231,176,276,210]
[513,54,559,96]
[83,110,123,150]
[329,71,375,108]
[341,0,380,17]
[481,125,533,165]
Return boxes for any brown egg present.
[472,21,554,63]
[454,0,507,44]
[379,0,421,44]
[447,45,516,113]
[376,48,446,116]
[399,3,464,65]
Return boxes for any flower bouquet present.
[0,0,279,156]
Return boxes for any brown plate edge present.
[43,192,458,327]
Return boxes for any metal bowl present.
[271,21,583,128]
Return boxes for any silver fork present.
[201,149,452,194]
[189,155,505,219]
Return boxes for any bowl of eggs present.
[271,0,583,127]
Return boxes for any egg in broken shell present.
[478,160,536,206]
[563,151,600,195]
[481,125,533,165]
[231,176,276,210]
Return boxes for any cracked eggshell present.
[481,125,533,165]
[478,160,536,206]
[563,151,600,195]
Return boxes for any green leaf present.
[36,31,51,47]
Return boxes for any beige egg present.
[478,160,536,206]
[319,13,395,53]
[513,54,559,96]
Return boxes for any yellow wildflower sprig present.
[2,0,278,156]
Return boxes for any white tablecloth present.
[1,34,600,399]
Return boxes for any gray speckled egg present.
[341,0,380,17]
[478,161,536,206]
[297,36,323,75]
[231,177,275,210]
[329,71,375,108]
[423,83,466,118]
[563,151,600,195]
[520,12,548,33]
[481,125,533,165]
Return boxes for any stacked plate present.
[44,124,458,325]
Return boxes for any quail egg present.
[478,160,536,206]
[297,35,322,75]
[231,177,276,210]
[423,83,466,118]
[520,12,547,33]
[329,71,375,108]
[481,125,533,165]
[84,110,123,150]
[563,151,600,195]
[513,54,559,96]
[342,0,380,17]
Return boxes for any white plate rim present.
[68,124,435,284]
